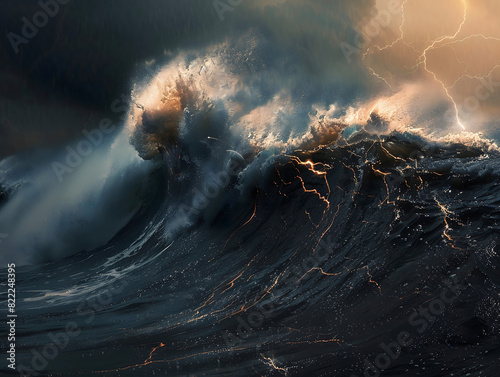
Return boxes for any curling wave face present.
[5,122,500,376]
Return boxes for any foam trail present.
[0,129,152,266]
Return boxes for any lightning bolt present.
[416,0,468,129]
[445,35,500,89]
[361,0,500,130]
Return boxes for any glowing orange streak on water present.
[313,201,341,253]
[186,299,238,324]
[260,354,288,375]
[356,265,382,294]
[285,338,344,346]
[295,175,330,208]
[88,342,166,373]
[222,200,257,250]
[341,162,359,201]
[371,165,393,206]
[287,156,332,210]
[91,346,254,373]
[192,255,260,320]
[220,270,245,294]
[434,197,462,249]
[298,267,342,281]
[216,274,282,323]
[380,144,406,162]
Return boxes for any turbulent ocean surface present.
[1,118,499,376]
[1,26,500,377]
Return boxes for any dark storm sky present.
[0,0,375,158]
